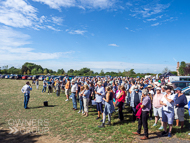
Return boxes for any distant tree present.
[24,72,26,75]
[162,67,170,74]
[21,65,29,74]
[170,71,178,76]
[129,69,136,76]
[68,69,74,73]
[31,68,37,75]
[99,69,105,76]
[57,69,65,75]
[184,64,190,76]
[94,72,99,75]
[44,69,47,75]
[27,70,30,75]
[179,61,186,76]
[38,69,43,74]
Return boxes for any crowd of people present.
[21,76,190,140]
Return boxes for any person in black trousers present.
[117,85,126,121]
[132,89,151,140]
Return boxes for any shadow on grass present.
[0,129,42,143]
[29,105,58,109]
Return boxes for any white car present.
[182,86,190,108]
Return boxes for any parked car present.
[27,76,33,80]
[22,75,28,80]
[14,75,22,79]
[55,76,64,80]
[0,74,6,78]
[5,75,10,79]
[182,86,190,109]
[9,74,15,79]
[32,75,40,80]
[38,75,45,81]
[171,81,190,89]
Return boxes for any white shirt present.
[149,90,154,96]
[21,84,32,95]
[130,85,135,92]
[161,94,176,113]
[71,84,78,92]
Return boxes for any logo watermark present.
[8,119,49,134]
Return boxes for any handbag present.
[115,101,121,107]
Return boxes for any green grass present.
[0,79,190,142]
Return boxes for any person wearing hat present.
[21,81,32,109]
[132,89,151,140]
[152,87,164,129]
[174,87,187,129]
[130,86,142,122]
[94,81,105,121]
[160,86,176,137]
[71,79,78,110]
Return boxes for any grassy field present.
[0,79,190,143]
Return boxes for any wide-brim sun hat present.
[97,81,102,85]
[71,80,75,83]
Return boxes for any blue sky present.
[0,0,190,73]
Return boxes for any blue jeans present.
[24,94,30,109]
[132,107,137,121]
[56,90,60,96]
[42,87,46,92]
[79,98,84,111]
[72,93,77,109]
[127,92,131,105]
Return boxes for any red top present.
[118,91,126,103]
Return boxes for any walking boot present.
[105,121,111,125]
[98,123,105,128]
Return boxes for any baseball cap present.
[174,87,182,91]
[156,87,161,90]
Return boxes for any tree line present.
[0,62,177,77]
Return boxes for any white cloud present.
[146,15,163,21]
[52,16,63,25]
[0,26,30,47]
[32,0,117,10]
[126,2,132,7]
[151,22,159,26]
[0,0,38,28]
[67,29,86,35]
[125,27,129,30]
[33,0,75,10]
[0,26,73,61]
[47,25,61,31]
[130,3,170,18]
[109,44,119,47]
[78,0,116,9]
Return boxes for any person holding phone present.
[21,81,32,109]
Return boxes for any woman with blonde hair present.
[78,86,85,114]
[98,86,115,128]
[82,84,90,117]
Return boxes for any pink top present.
[153,93,164,108]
